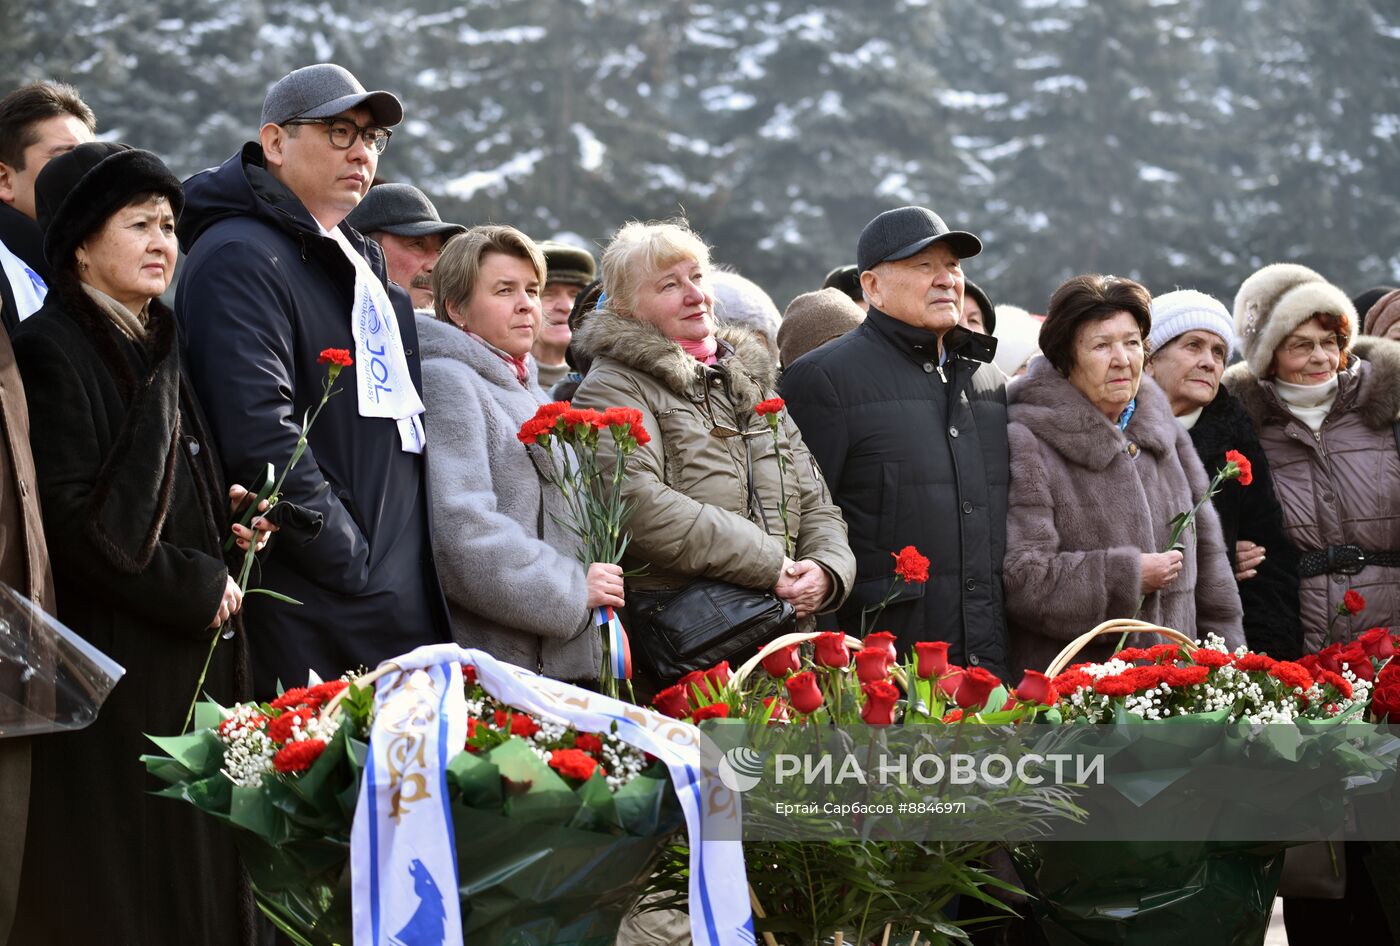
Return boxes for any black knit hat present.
[964,280,996,335]
[36,141,184,269]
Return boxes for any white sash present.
[350,644,755,946]
[0,240,47,321]
[326,226,427,454]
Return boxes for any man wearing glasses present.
[175,63,447,697]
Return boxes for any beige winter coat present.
[570,310,855,605]
[1223,336,1400,651]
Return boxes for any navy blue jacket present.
[176,143,445,695]
[781,310,1011,680]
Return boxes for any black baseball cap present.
[856,206,981,273]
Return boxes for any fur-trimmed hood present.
[1223,335,1400,431]
[1007,356,1180,472]
[570,308,777,409]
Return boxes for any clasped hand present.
[774,558,830,620]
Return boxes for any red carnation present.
[1093,675,1137,698]
[855,647,892,684]
[1115,648,1153,662]
[465,717,481,751]
[1359,627,1395,661]
[891,546,930,584]
[1232,653,1277,673]
[914,641,951,679]
[1224,449,1253,487]
[1146,643,1185,662]
[785,671,824,715]
[307,680,349,706]
[574,732,604,754]
[1270,661,1315,692]
[272,738,327,774]
[761,643,801,678]
[1343,590,1366,615]
[628,423,651,446]
[317,348,353,368]
[1317,670,1354,699]
[1190,649,1232,668]
[653,684,692,719]
[218,712,267,737]
[1014,670,1058,707]
[1051,668,1093,695]
[1123,665,1166,691]
[517,417,552,445]
[754,397,785,417]
[270,687,312,711]
[691,703,730,722]
[494,710,541,738]
[860,681,900,725]
[599,406,643,428]
[549,748,601,781]
[954,666,1001,710]
[560,408,603,429]
[813,632,851,669]
[1162,665,1209,687]
[462,665,478,687]
[538,401,571,419]
[267,706,315,744]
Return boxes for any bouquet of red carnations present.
[145,663,680,946]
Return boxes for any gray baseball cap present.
[856,205,981,273]
[260,63,403,129]
[346,183,465,239]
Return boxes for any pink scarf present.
[467,332,530,386]
[677,335,718,365]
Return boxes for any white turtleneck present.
[1176,405,1205,431]
[1273,375,1339,433]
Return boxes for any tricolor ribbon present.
[350,644,754,946]
[596,605,632,680]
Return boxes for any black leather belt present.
[1296,544,1400,578]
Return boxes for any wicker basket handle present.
[1043,619,1197,678]
[318,661,402,724]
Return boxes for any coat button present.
[923,362,934,373]
[18,481,28,497]
[949,426,959,438]
[962,501,973,514]
[968,654,981,666]
[965,578,976,591]
[1127,443,1139,457]
[187,437,201,456]
[1333,574,1346,585]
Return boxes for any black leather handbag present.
[627,579,795,684]
[627,425,795,684]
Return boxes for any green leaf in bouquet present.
[568,772,619,832]
[612,773,678,837]
[144,728,225,780]
[232,781,288,842]
[194,700,228,732]
[143,753,200,787]
[448,749,504,810]
[485,739,582,825]
[286,723,356,815]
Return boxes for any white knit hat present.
[1148,289,1236,361]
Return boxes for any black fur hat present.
[35,141,184,269]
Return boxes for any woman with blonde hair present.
[569,219,854,690]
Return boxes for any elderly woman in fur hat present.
[10,142,272,944]
[1223,264,1400,653]
[569,219,854,691]
[1003,274,1243,674]
[415,225,624,684]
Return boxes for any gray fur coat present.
[1004,359,1244,674]
[417,316,598,681]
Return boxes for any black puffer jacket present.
[1187,387,1303,659]
[176,143,446,696]
[781,309,1011,680]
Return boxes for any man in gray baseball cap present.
[173,64,447,697]
[782,205,1010,679]
[348,183,465,310]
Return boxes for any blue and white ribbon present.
[349,643,754,946]
[351,660,466,946]
[0,240,46,322]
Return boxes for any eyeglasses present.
[283,117,392,154]
[1282,335,1342,358]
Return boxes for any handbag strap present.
[742,433,770,532]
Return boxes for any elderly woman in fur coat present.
[9,143,271,944]
[417,225,624,683]
[569,220,855,690]
[1224,264,1400,653]
[1004,275,1243,675]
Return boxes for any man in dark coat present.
[782,206,1011,679]
[1146,289,1302,659]
[0,81,95,334]
[177,64,446,696]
